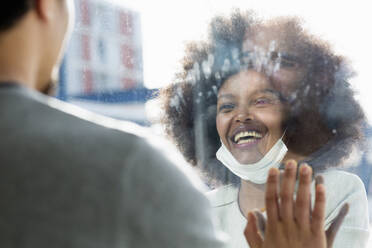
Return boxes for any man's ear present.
[34,0,56,21]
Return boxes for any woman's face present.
[216,70,287,164]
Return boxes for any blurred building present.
[58,0,156,124]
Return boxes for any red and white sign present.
[64,0,143,96]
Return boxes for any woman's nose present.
[235,111,253,123]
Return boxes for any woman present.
[158,11,369,247]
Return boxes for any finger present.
[253,210,267,238]
[295,164,312,228]
[326,203,349,248]
[245,212,264,248]
[265,167,280,223]
[279,160,297,221]
[311,176,326,234]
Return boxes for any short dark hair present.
[158,10,366,186]
[0,1,34,32]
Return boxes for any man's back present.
[0,84,226,247]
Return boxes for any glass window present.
[58,0,372,245]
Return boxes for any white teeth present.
[237,139,258,144]
[234,131,262,143]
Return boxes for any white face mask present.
[216,137,288,184]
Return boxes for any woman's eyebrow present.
[259,88,287,102]
[217,93,235,99]
[259,89,280,95]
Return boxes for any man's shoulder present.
[1,85,145,142]
[0,86,228,247]
[0,85,165,165]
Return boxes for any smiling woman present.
[157,10,369,248]
[216,70,287,165]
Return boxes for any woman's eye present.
[256,98,267,104]
[254,98,271,105]
[218,104,235,112]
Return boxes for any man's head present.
[0,0,74,93]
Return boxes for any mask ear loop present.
[278,128,288,170]
[281,128,287,139]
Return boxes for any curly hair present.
[158,10,366,186]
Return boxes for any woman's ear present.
[34,0,57,22]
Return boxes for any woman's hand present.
[244,161,349,248]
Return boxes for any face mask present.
[216,137,288,184]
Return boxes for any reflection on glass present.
[158,10,370,247]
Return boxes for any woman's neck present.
[238,180,266,218]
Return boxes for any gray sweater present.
[0,84,226,248]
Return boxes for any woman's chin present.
[234,156,261,165]
[230,146,265,165]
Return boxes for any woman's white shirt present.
[206,170,370,248]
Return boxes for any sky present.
[110,0,372,121]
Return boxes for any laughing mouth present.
[233,131,263,144]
